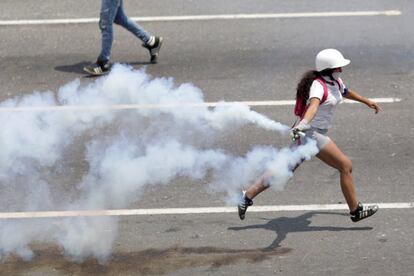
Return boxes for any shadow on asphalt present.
[228,211,373,251]
[54,61,91,75]
[54,61,154,78]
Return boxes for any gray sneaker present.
[83,61,111,76]
[238,191,253,220]
[142,36,163,63]
[350,202,379,222]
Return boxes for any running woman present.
[238,49,382,222]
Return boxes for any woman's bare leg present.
[244,173,271,199]
[244,154,306,200]
[238,156,304,220]
[316,140,359,212]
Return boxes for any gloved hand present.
[290,119,311,141]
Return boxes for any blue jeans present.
[98,0,151,64]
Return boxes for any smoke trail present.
[0,64,318,261]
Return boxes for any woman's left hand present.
[366,100,382,114]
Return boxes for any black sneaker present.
[350,202,379,222]
[83,61,111,76]
[142,36,163,63]
[238,191,253,220]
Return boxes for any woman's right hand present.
[290,119,311,140]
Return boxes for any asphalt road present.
[0,1,413,275]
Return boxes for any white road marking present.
[0,202,411,219]
[0,10,401,26]
[343,98,401,104]
[0,98,401,113]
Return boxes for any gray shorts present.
[299,127,331,150]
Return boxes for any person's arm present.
[291,98,320,136]
[344,89,382,114]
[292,80,323,137]
[302,98,321,122]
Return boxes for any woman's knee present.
[338,158,353,174]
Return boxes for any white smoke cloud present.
[0,64,318,261]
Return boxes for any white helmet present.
[315,49,350,72]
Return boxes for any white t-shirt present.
[308,76,347,129]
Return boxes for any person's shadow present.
[54,61,153,77]
[228,211,373,251]
[54,61,92,75]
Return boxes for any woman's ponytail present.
[296,70,319,104]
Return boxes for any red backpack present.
[294,77,334,119]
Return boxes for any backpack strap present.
[334,79,341,90]
[315,77,329,104]
[335,77,348,95]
